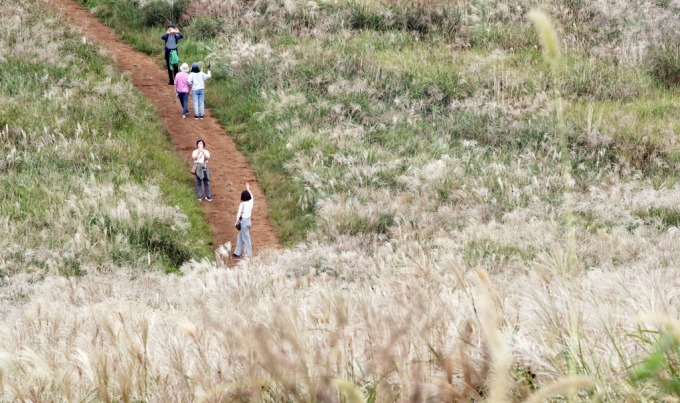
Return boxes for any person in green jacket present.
[161,23,183,85]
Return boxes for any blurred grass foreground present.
[2,0,680,400]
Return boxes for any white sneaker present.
[198,197,202,201]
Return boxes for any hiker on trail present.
[161,23,183,85]
[175,63,190,118]
[187,62,211,120]
[192,139,212,201]
[233,182,253,258]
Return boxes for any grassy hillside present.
[0,0,212,275]
[3,0,680,400]
[78,0,680,261]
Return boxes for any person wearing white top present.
[192,139,212,201]
[233,182,253,258]
[187,62,211,120]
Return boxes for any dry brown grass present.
[4,252,678,401]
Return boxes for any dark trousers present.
[165,48,178,83]
[196,173,211,199]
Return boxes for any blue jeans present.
[192,89,205,117]
[196,173,211,199]
[234,217,252,257]
[177,92,189,116]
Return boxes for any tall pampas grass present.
[528,11,583,387]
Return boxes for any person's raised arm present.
[203,150,210,161]
[246,182,252,199]
[161,33,169,40]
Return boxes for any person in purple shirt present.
[161,23,183,85]
[174,63,191,118]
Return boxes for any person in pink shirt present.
[174,63,191,118]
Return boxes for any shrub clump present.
[185,16,223,40]
[649,40,680,87]
[141,0,189,27]
[348,2,462,36]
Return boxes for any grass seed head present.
[334,379,367,403]
[527,10,561,68]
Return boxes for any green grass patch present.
[205,66,316,245]
[635,207,680,229]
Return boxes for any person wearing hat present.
[174,63,191,118]
[192,139,212,201]
[187,62,211,120]
[161,23,183,85]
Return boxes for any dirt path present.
[45,0,281,255]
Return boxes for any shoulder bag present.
[191,151,203,174]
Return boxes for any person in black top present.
[161,23,183,85]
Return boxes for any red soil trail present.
[46,0,281,254]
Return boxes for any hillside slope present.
[2,0,680,400]
[0,0,214,274]
[45,0,281,253]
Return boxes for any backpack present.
[169,50,180,68]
